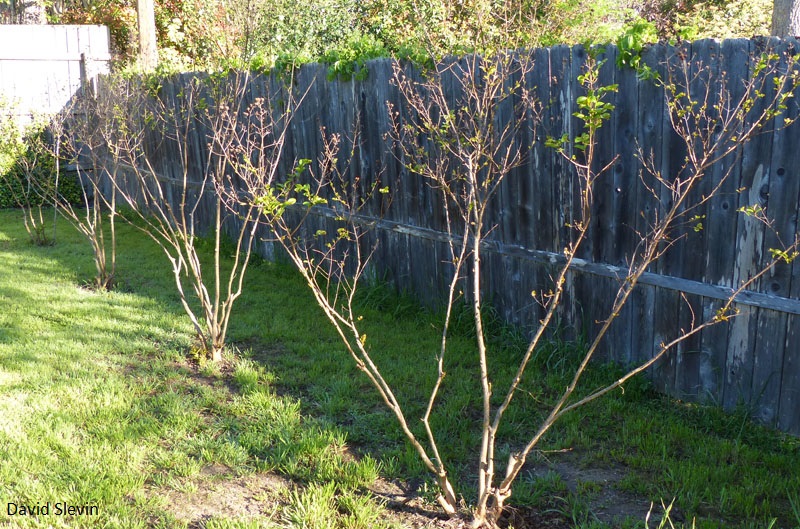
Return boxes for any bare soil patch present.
[148,455,668,529]
[538,459,655,525]
[149,463,573,528]
[152,464,290,526]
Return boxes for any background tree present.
[136,0,157,70]
[0,0,46,24]
[772,0,800,35]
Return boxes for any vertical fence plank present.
[749,38,800,425]
[779,316,800,434]
[549,44,572,254]
[612,47,641,271]
[657,41,692,280]
[565,44,596,345]
[675,292,705,399]
[605,44,640,365]
[507,52,536,250]
[780,43,800,433]
[591,45,617,265]
[527,46,554,255]
[697,38,752,404]
[632,43,665,373]
[566,45,587,254]
[652,287,681,395]
[365,59,399,221]
[630,283,655,368]
[725,305,758,409]
[698,299,729,401]
[674,40,721,398]
[492,51,525,246]
[650,42,690,392]
[727,38,775,410]
[702,39,746,287]
[582,43,624,363]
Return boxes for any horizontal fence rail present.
[98,37,800,435]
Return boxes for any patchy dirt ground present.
[153,464,291,526]
[366,477,575,528]
[528,454,679,528]
[148,454,669,529]
[148,352,667,528]
[152,468,569,528]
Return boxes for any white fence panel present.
[0,24,110,128]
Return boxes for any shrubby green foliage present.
[0,101,81,210]
[615,19,660,79]
[675,0,772,40]
[249,0,361,67]
[537,0,640,46]
[45,0,777,76]
[320,34,389,81]
[0,98,24,176]
[0,139,83,210]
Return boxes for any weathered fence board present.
[101,39,800,435]
[780,319,800,432]
[694,44,741,403]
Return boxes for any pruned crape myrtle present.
[0,104,54,247]
[83,73,286,362]
[1,93,120,289]
[43,87,122,291]
[247,47,798,527]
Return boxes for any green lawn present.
[0,207,798,529]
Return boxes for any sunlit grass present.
[1,207,798,529]
[0,209,388,528]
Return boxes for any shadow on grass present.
[4,209,799,529]
[0,209,418,528]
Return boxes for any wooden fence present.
[100,37,800,435]
[0,24,110,128]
